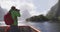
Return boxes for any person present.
[9,6,20,26]
[9,6,21,32]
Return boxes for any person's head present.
[11,6,16,10]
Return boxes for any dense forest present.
[26,14,60,22]
[26,15,50,22]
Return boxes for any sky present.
[0,0,58,16]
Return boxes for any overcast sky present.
[0,0,58,16]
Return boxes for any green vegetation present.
[26,14,49,22]
[26,14,60,22]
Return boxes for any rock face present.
[47,1,60,19]
[55,0,60,17]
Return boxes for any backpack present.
[4,12,14,25]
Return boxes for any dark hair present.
[11,6,16,10]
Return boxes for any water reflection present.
[28,21,60,32]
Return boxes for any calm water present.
[28,21,60,32]
[0,21,60,32]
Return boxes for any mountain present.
[46,1,60,19]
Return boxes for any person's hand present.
[16,9,20,11]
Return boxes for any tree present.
[26,14,49,22]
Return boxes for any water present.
[0,21,60,32]
[28,22,60,32]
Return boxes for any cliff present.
[46,1,60,19]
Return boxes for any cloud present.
[0,0,36,16]
[0,0,36,21]
[0,0,58,16]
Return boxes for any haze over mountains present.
[0,6,31,21]
[0,7,7,21]
[18,10,31,21]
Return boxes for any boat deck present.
[0,26,40,32]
